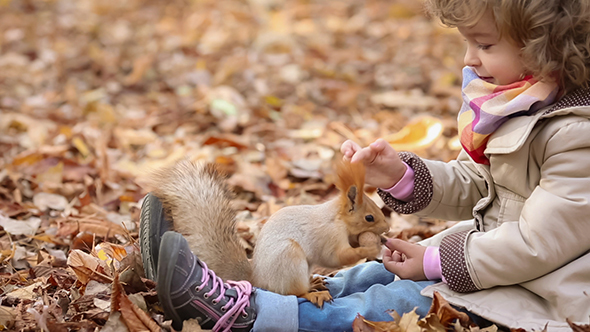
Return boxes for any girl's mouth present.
[479,76,494,83]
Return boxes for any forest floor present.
[0,0,552,331]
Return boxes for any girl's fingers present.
[382,248,393,264]
[352,146,380,165]
[385,238,415,257]
[341,140,361,157]
[369,138,388,153]
[383,239,427,281]
[392,250,403,262]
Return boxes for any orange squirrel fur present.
[146,158,389,307]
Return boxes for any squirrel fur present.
[146,159,389,307]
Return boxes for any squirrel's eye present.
[365,215,374,222]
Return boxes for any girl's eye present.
[477,44,492,50]
[365,215,374,222]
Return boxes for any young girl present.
[147,0,590,331]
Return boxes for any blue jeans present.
[252,261,436,332]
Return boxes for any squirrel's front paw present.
[363,246,381,260]
[301,290,332,308]
[359,232,382,260]
[309,275,329,292]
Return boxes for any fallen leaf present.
[35,161,64,186]
[124,55,153,86]
[111,273,160,332]
[102,312,130,332]
[417,313,447,332]
[352,313,399,332]
[383,116,444,152]
[182,318,205,331]
[429,292,472,328]
[371,90,437,110]
[5,282,43,301]
[32,192,69,211]
[72,137,91,158]
[396,309,421,332]
[71,232,96,252]
[203,135,249,150]
[0,306,15,330]
[57,219,128,238]
[0,215,41,236]
[67,249,112,286]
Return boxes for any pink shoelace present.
[194,260,253,332]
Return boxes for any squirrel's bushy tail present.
[147,160,252,282]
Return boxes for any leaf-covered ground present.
[0,0,494,330]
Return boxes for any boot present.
[157,231,256,332]
[139,192,173,280]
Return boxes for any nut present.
[358,231,380,248]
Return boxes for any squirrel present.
[146,158,390,307]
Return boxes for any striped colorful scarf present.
[458,66,559,164]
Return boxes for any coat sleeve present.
[378,150,488,221]
[440,119,590,292]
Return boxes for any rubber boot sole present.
[139,192,170,281]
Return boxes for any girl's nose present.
[463,45,481,67]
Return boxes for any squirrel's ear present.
[346,185,358,212]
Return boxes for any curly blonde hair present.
[424,0,590,92]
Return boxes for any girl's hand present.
[382,239,427,281]
[341,140,363,162]
[340,138,407,189]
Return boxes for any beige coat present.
[379,89,590,331]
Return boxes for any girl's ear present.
[346,185,358,212]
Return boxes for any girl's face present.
[458,11,526,85]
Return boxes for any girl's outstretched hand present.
[340,138,407,189]
[382,238,427,281]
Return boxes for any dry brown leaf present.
[351,309,423,332]
[5,282,43,301]
[57,219,127,238]
[102,311,131,332]
[181,318,206,331]
[429,292,472,328]
[352,313,400,332]
[111,273,160,332]
[0,215,41,236]
[67,249,112,285]
[71,232,96,252]
[393,309,421,332]
[124,55,154,86]
[203,135,249,150]
[265,156,289,185]
[0,0,472,330]
[118,246,148,292]
[417,313,447,332]
[0,306,15,330]
[96,242,129,262]
[32,192,69,211]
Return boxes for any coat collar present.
[485,88,590,154]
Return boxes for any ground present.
[0,0,476,330]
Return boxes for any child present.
[146,0,590,331]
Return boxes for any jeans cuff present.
[251,288,298,332]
